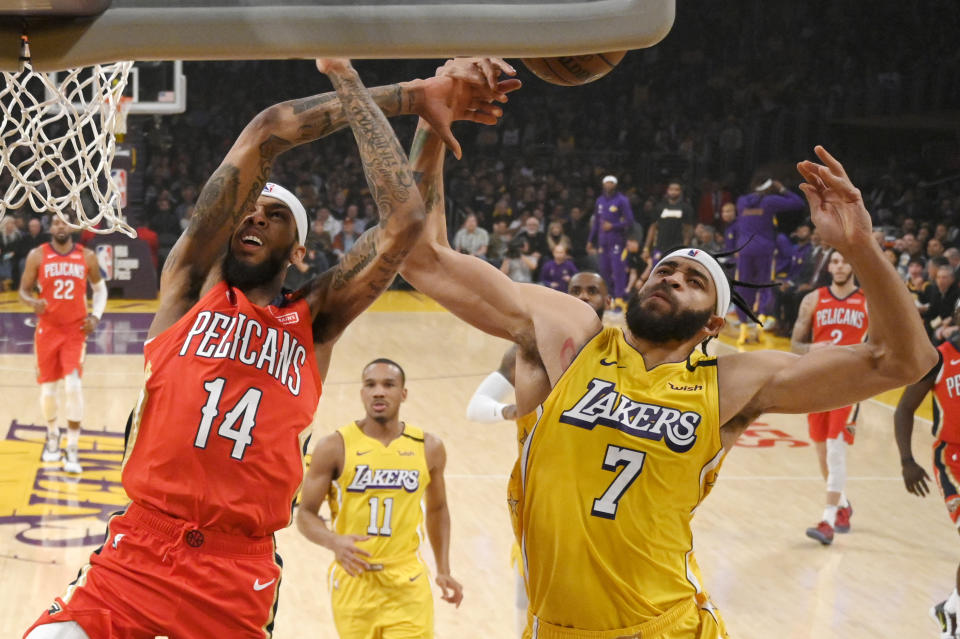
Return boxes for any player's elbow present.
[874,342,938,386]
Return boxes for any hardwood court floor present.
[0,294,952,638]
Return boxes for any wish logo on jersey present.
[346,465,421,493]
[560,378,701,452]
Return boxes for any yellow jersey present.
[518,327,726,631]
[328,422,431,562]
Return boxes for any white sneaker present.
[41,429,61,462]
[62,446,83,474]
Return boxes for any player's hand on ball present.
[331,534,371,576]
[435,57,522,99]
[436,573,464,607]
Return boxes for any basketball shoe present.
[41,428,61,462]
[805,520,834,545]
[835,501,853,533]
[931,600,957,638]
[63,445,83,474]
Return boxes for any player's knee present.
[25,621,92,639]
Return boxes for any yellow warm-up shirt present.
[515,327,726,631]
[328,422,430,562]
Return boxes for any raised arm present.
[152,63,476,337]
[401,112,599,388]
[894,361,938,497]
[424,434,463,607]
[718,147,938,430]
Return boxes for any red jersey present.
[36,242,88,327]
[811,287,868,346]
[933,341,960,444]
[122,281,322,536]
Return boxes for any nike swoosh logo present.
[952,359,960,366]
[600,358,626,368]
[356,450,372,456]
[409,573,422,582]
[253,578,275,591]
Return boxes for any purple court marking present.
[0,313,153,355]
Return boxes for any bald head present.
[568,272,609,319]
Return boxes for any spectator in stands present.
[545,220,572,255]
[906,256,931,313]
[332,217,360,259]
[691,223,721,253]
[623,236,649,294]
[644,180,694,262]
[488,219,512,264]
[500,236,536,283]
[453,214,490,259]
[945,247,960,278]
[567,205,594,270]
[539,244,578,290]
[696,177,733,226]
[515,215,549,266]
[924,260,960,339]
[928,237,945,260]
[1,217,22,289]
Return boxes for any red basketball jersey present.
[122,281,322,537]
[933,341,960,444]
[811,287,868,346]
[36,243,88,326]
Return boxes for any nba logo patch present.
[687,249,699,257]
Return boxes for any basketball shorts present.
[328,556,433,639]
[933,440,960,527]
[24,501,283,639]
[807,404,858,444]
[522,597,729,639]
[35,321,86,383]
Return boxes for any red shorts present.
[807,404,858,444]
[24,502,283,639]
[933,440,960,527]
[35,321,86,384]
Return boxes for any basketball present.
[521,51,627,86]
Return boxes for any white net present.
[0,56,135,237]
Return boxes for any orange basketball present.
[521,51,627,86]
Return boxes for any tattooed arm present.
[150,64,489,340]
[298,60,424,370]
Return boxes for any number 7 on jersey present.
[591,444,646,519]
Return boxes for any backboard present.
[0,0,674,72]
[46,60,187,115]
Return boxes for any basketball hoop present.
[0,34,136,237]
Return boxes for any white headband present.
[261,182,308,245]
[755,178,773,192]
[658,248,730,317]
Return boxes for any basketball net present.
[0,36,135,237]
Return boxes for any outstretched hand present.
[418,57,522,159]
[796,146,873,253]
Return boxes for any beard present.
[625,286,713,344]
[223,240,292,290]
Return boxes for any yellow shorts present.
[329,557,433,639]
[523,597,729,639]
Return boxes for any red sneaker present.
[835,502,853,533]
[806,520,834,545]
